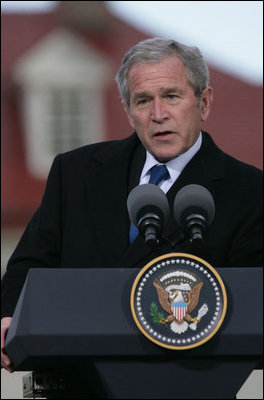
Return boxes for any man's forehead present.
[127,57,187,86]
[129,54,184,72]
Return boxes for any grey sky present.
[1,1,263,85]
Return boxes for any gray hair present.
[115,37,210,106]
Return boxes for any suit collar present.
[199,131,226,181]
[92,133,139,166]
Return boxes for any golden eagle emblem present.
[152,270,208,334]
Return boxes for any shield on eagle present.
[171,301,187,321]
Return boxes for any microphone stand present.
[145,231,186,254]
[146,230,206,262]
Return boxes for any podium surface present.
[5,267,263,399]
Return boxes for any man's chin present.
[151,151,179,163]
[154,156,173,163]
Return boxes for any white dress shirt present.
[139,132,202,193]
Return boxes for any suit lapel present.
[85,134,147,266]
[165,132,226,237]
[83,135,133,263]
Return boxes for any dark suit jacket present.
[1,131,263,317]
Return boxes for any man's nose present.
[151,100,169,123]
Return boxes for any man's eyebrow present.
[132,91,151,101]
[160,87,184,95]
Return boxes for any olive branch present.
[150,302,166,325]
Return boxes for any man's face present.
[123,56,212,162]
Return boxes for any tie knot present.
[149,164,170,186]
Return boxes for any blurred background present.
[1,1,263,398]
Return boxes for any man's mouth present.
[153,131,175,138]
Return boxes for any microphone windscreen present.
[174,184,215,225]
[127,184,170,225]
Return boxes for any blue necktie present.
[129,165,170,243]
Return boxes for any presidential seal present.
[130,253,227,350]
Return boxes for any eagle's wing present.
[153,281,171,314]
[187,281,203,313]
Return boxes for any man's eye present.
[167,94,178,99]
[138,99,148,105]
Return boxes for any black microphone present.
[173,184,215,244]
[127,184,170,247]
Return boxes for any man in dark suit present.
[1,37,262,386]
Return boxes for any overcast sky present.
[1,1,263,85]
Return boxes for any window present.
[13,29,112,179]
[45,88,102,155]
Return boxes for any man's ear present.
[122,100,136,130]
[200,86,213,122]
